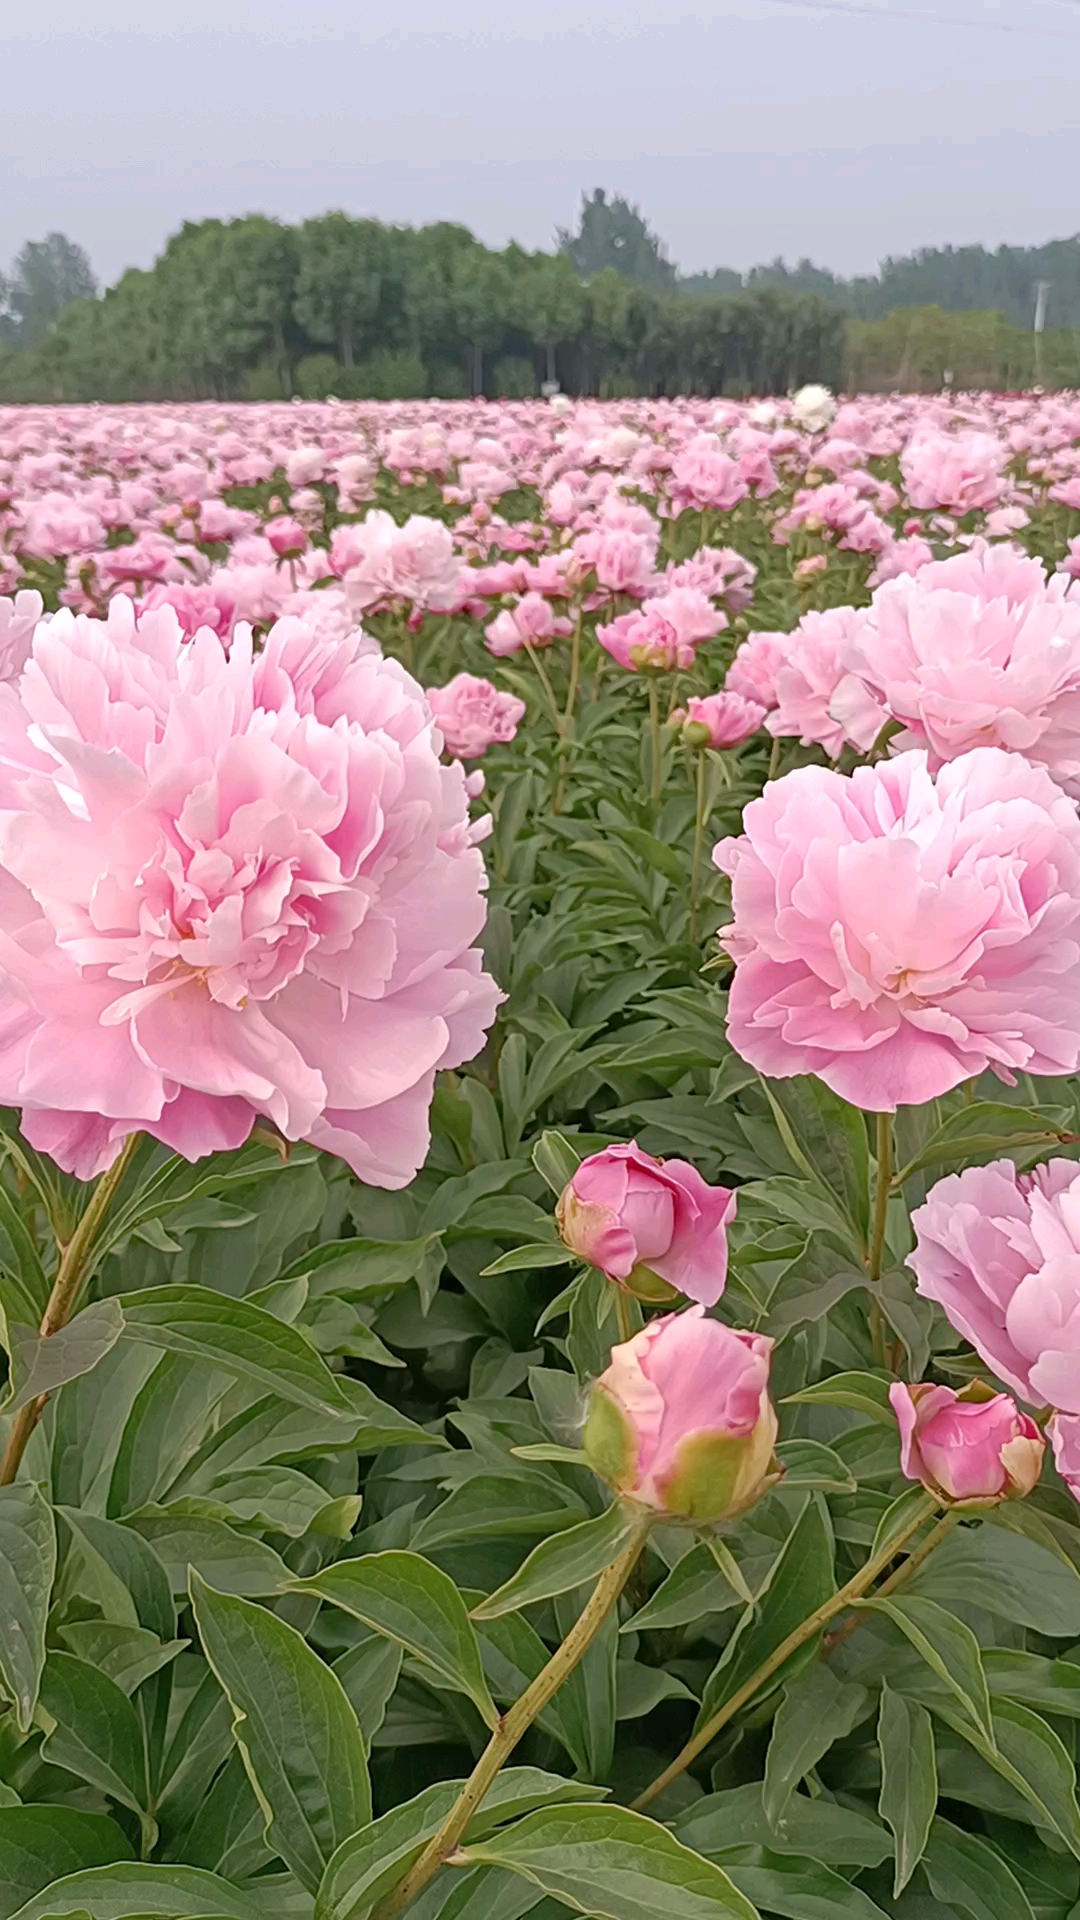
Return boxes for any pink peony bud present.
[890,1381,1044,1506]
[556,1141,736,1307]
[266,515,307,557]
[584,1306,778,1522]
[674,691,766,751]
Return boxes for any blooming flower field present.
[2,387,1080,1917]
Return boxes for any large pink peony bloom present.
[833,543,1080,793]
[900,430,1006,517]
[0,595,499,1184]
[909,1157,1080,1411]
[597,588,725,672]
[427,672,526,761]
[714,748,1080,1110]
[768,605,883,757]
[333,509,460,616]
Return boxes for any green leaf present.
[37,1655,151,1838]
[763,1667,869,1827]
[674,1785,891,1869]
[782,1373,894,1426]
[315,1770,608,1920]
[189,1575,370,1895]
[623,1543,739,1633]
[106,1353,235,1518]
[411,1475,589,1553]
[117,1286,349,1415]
[697,1498,835,1729]
[932,1696,1080,1857]
[909,1524,1080,1635]
[8,1862,264,1919]
[894,1101,1074,1183]
[293,1551,499,1731]
[758,1076,871,1242]
[480,1245,576,1276]
[857,1594,995,1747]
[4,1302,125,1414]
[471,1605,592,1775]
[124,1512,290,1597]
[457,1804,759,1920]
[332,1639,403,1749]
[723,1853,890,1920]
[58,1623,187,1695]
[773,1440,856,1495]
[922,1817,1037,1920]
[531,1130,582,1196]
[0,1483,55,1731]
[0,1808,133,1920]
[877,1684,936,1897]
[56,1509,174,1640]
[470,1504,638,1620]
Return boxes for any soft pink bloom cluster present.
[584,1305,777,1522]
[427,672,526,761]
[483,592,574,657]
[597,587,725,672]
[556,1141,736,1306]
[715,748,1080,1110]
[725,631,787,711]
[331,509,461,617]
[833,543,1080,793]
[0,596,498,1184]
[766,606,877,756]
[900,429,1007,516]
[672,691,766,749]
[890,1380,1044,1504]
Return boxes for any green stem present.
[0,1133,141,1487]
[766,735,782,782]
[374,1513,652,1919]
[868,1111,893,1369]
[823,1507,963,1654]
[631,1491,936,1812]
[562,611,583,729]
[521,636,563,738]
[648,679,662,807]
[689,750,708,945]
[614,1285,634,1345]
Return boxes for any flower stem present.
[614,1285,634,1345]
[766,735,782,782]
[0,1133,141,1487]
[823,1507,963,1653]
[689,750,708,944]
[563,611,583,729]
[648,679,662,806]
[373,1512,652,1920]
[868,1110,893,1368]
[631,1491,936,1812]
[522,636,564,738]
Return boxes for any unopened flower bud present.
[890,1381,1044,1507]
[556,1141,736,1308]
[583,1307,779,1523]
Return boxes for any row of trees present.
[846,305,1080,392]
[0,233,97,351]
[0,213,844,403]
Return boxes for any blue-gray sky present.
[4,0,1079,286]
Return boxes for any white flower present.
[791,384,836,434]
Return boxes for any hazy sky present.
[4,0,1079,288]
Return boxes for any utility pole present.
[1033,281,1051,387]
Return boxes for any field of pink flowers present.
[2,386,1080,1920]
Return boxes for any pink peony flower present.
[890,1380,1043,1504]
[674,691,766,749]
[571,525,658,598]
[582,1305,777,1521]
[597,588,725,673]
[335,510,460,616]
[265,515,308,557]
[768,606,884,757]
[725,631,786,711]
[909,1157,1080,1412]
[0,595,498,1185]
[1049,1413,1080,1503]
[714,748,1080,1110]
[901,430,1006,517]
[556,1140,736,1307]
[483,591,573,657]
[833,543,1080,793]
[427,672,526,761]
[669,435,749,515]
[141,580,238,642]
[0,591,43,684]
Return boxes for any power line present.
[759,0,1080,36]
